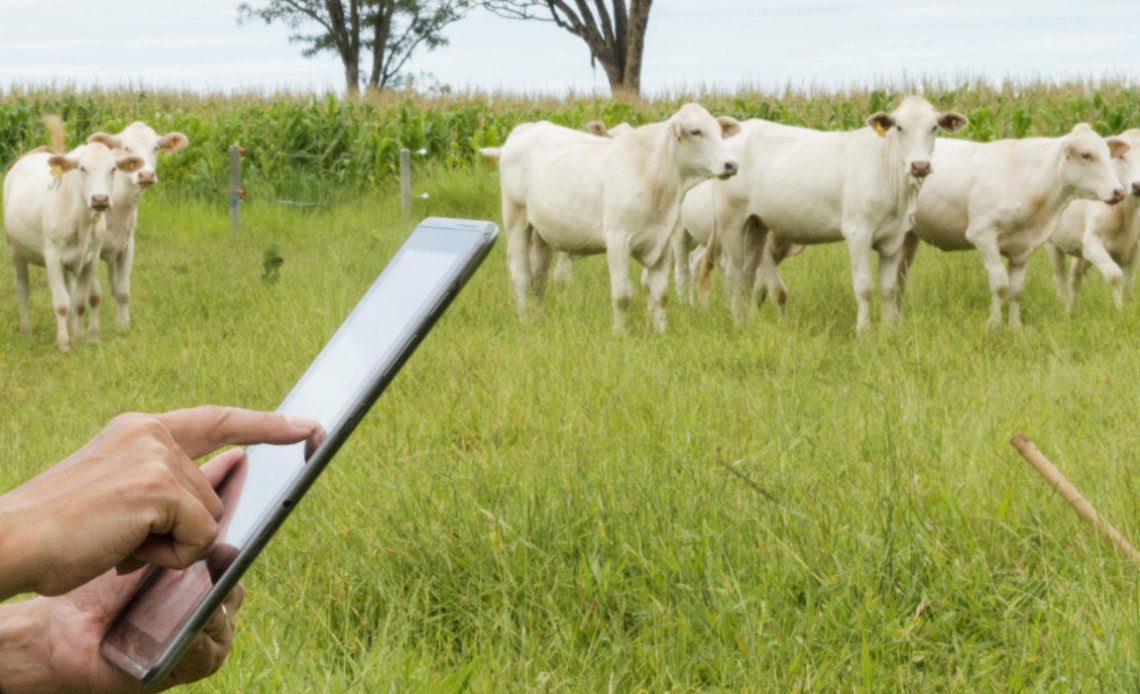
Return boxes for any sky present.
[2,1,1140,95]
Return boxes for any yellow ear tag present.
[49,163,63,190]
[873,121,887,138]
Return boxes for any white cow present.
[4,121,143,351]
[675,178,803,314]
[486,104,740,332]
[85,122,189,332]
[695,96,967,333]
[1043,129,1140,313]
[905,123,1128,327]
[551,120,636,286]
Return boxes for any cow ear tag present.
[49,163,63,190]
[873,121,887,138]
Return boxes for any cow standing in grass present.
[904,123,1128,328]
[85,122,189,333]
[1045,129,1140,313]
[694,96,967,334]
[484,104,741,333]
[4,119,143,351]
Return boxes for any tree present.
[238,0,469,95]
[481,1,652,97]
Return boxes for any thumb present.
[200,448,247,489]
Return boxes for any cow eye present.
[689,128,702,137]
[897,125,904,133]
[79,166,86,173]
[931,125,938,133]
[1081,152,1094,161]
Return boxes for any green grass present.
[4,164,1140,692]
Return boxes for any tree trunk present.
[344,57,360,96]
[620,0,651,96]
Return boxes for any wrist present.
[0,498,33,600]
[0,599,54,693]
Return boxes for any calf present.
[4,120,143,351]
[486,104,740,332]
[85,122,189,332]
[1044,129,1140,313]
[695,96,966,333]
[906,123,1127,327]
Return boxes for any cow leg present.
[606,238,634,333]
[528,234,553,315]
[844,229,875,335]
[1068,258,1090,315]
[753,238,789,322]
[717,206,756,324]
[671,226,694,304]
[967,229,1008,328]
[1083,239,1126,309]
[111,240,134,329]
[87,263,103,338]
[502,200,532,320]
[645,256,670,333]
[65,270,86,341]
[1044,243,1069,306]
[552,252,575,285]
[75,262,99,342]
[895,231,921,317]
[1006,256,1031,329]
[878,246,905,328]
[12,254,31,333]
[43,248,72,351]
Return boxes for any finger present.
[200,448,247,489]
[131,489,220,569]
[167,446,224,522]
[226,581,246,612]
[165,629,228,685]
[155,406,320,459]
[114,556,146,575]
[203,603,229,643]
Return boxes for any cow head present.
[669,103,741,180]
[48,143,144,211]
[1060,123,1128,205]
[88,121,188,190]
[866,95,967,185]
[1108,129,1140,201]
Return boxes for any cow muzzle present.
[138,171,157,187]
[910,161,932,178]
[1106,188,1126,205]
[718,160,739,180]
[90,195,111,210]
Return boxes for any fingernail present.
[286,415,317,431]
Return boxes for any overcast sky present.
[2,1,1139,95]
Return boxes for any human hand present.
[0,571,245,693]
[0,406,321,599]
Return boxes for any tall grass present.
[3,161,1140,690]
[5,79,1140,203]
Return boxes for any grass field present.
[5,163,1140,692]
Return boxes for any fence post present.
[228,144,242,235]
[399,148,412,221]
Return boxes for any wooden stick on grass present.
[1011,433,1140,568]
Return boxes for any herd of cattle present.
[2,117,187,351]
[481,96,1140,334]
[3,95,1138,353]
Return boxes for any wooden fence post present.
[399,148,412,221]
[229,144,241,235]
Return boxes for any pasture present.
[4,91,1140,691]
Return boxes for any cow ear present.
[47,155,78,173]
[1071,122,1093,135]
[158,132,189,154]
[717,116,741,139]
[866,112,895,138]
[672,118,685,142]
[87,132,122,149]
[1107,137,1131,159]
[115,155,145,173]
[584,121,609,137]
[937,112,968,133]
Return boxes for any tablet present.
[101,217,498,684]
